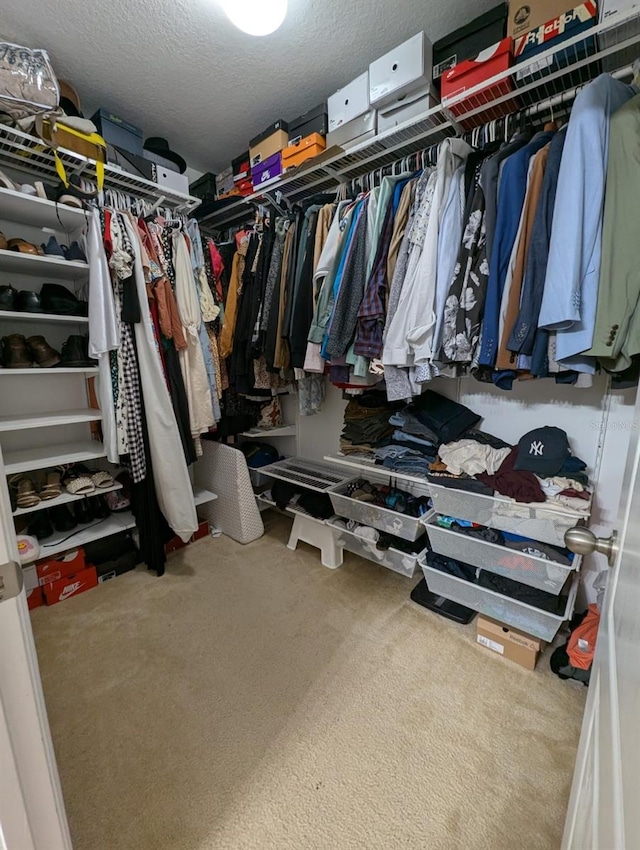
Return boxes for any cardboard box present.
[326,110,377,149]
[26,587,44,611]
[328,71,371,132]
[165,521,210,554]
[377,84,439,133]
[43,566,98,606]
[91,109,143,156]
[249,127,289,168]
[442,38,518,122]
[476,615,544,670]
[216,166,234,196]
[508,0,581,37]
[514,1,598,84]
[36,549,85,587]
[282,132,326,171]
[433,4,508,84]
[369,32,433,109]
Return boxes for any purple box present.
[252,151,283,188]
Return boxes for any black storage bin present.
[91,109,143,156]
[289,103,329,142]
[190,172,217,203]
[432,4,508,86]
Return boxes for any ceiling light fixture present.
[221,0,288,36]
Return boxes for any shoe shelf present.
[0,125,201,212]
[0,408,102,433]
[257,457,355,493]
[0,310,89,325]
[12,482,124,517]
[37,511,136,559]
[199,7,640,231]
[0,367,98,375]
[0,249,89,280]
[324,452,431,488]
[0,187,87,232]
[238,424,297,438]
[4,440,106,475]
[193,487,218,506]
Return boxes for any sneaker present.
[41,235,66,258]
[63,241,87,263]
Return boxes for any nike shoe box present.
[249,121,289,168]
[84,531,141,583]
[36,548,86,587]
[26,587,45,611]
[43,566,98,606]
[377,84,439,133]
[165,521,210,554]
[216,166,235,197]
[433,4,508,88]
[326,110,378,150]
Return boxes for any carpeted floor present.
[31,514,586,850]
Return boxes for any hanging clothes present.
[122,215,198,543]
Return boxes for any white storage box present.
[425,517,579,595]
[326,110,378,149]
[421,560,579,642]
[155,165,189,195]
[598,1,640,70]
[369,32,433,109]
[328,482,433,542]
[377,84,439,133]
[328,71,371,132]
[427,483,586,548]
[327,519,424,578]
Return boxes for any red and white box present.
[42,566,98,606]
[36,549,85,587]
[26,587,45,611]
[441,38,519,124]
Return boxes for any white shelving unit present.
[0,311,89,324]
[193,488,218,506]
[238,425,298,438]
[200,8,640,231]
[4,441,107,475]
[12,483,123,517]
[0,249,89,279]
[0,408,102,432]
[0,367,99,375]
[37,512,137,559]
[0,187,88,231]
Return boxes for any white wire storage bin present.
[425,518,579,595]
[327,520,424,578]
[420,561,579,642]
[427,483,586,547]
[328,482,433,541]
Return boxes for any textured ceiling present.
[1,0,496,174]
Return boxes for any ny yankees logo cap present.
[513,426,571,477]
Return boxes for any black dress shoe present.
[88,495,111,519]
[72,499,93,525]
[48,504,77,533]
[59,334,94,367]
[16,290,44,313]
[40,283,85,316]
[28,511,54,540]
[0,284,17,311]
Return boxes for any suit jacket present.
[586,94,640,372]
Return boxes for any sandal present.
[88,469,115,489]
[61,465,95,496]
[9,474,41,508]
[39,470,62,501]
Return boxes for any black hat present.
[143,137,187,174]
[514,427,570,477]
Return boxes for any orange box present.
[43,566,98,606]
[26,587,44,611]
[282,133,326,171]
[36,548,86,587]
[165,521,209,554]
